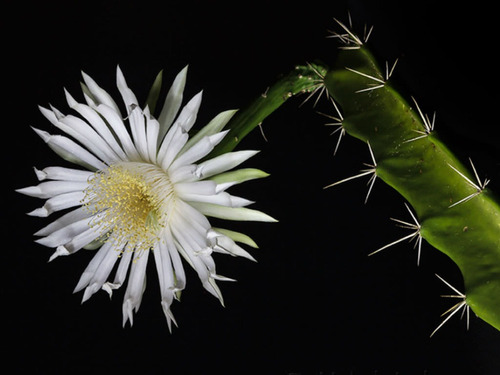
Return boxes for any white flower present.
[17,66,276,330]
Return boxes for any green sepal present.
[209,168,269,185]
[212,227,259,248]
[144,70,163,115]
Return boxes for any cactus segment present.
[324,40,500,333]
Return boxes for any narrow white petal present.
[65,91,128,160]
[122,250,150,327]
[203,278,225,305]
[74,241,114,294]
[48,246,70,262]
[113,246,133,284]
[171,223,211,283]
[175,180,217,196]
[34,166,93,182]
[81,71,121,115]
[170,131,228,170]
[157,126,189,170]
[31,127,107,171]
[210,227,259,248]
[181,191,253,208]
[169,91,202,133]
[182,109,237,152]
[168,164,198,184]
[173,199,211,233]
[34,207,89,236]
[16,180,88,199]
[128,107,149,160]
[116,66,139,112]
[196,150,260,179]
[158,227,186,293]
[94,104,140,161]
[157,91,203,166]
[146,116,160,163]
[36,217,91,248]
[209,168,270,187]
[209,231,256,261]
[161,301,177,332]
[153,241,176,327]
[58,113,120,164]
[190,202,277,222]
[61,225,103,254]
[81,245,122,303]
[27,191,86,217]
[47,98,120,164]
[157,65,188,141]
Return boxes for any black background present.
[4,1,500,374]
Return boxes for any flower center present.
[83,162,174,252]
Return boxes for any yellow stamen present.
[83,162,173,253]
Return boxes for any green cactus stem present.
[323,22,500,333]
[205,18,500,335]
[209,63,327,157]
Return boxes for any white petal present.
[181,109,236,152]
[128,107,149,160]
[44,100,120,164]
[60,225,103,254]
[209,168,270,187]
[103,246,133,297]
[196,150,260,179]
[36,217,91,248]
[157,65,188,141]
[171,223,211,283]
[175,180,217,196]
[27,191,86,217]
[94,104,140,161]
[48,246,70,262]
[181,191,253,208]
[81,244,122,303]
[162,227,186,292]
[209,230,256,261]
[57,112,121,164]
[146,116,160,163]
[116,66,139,112]
[16,180,88,199]
[31,127,107,171]
[34,166,93,182]
[152,241,177,330]
[170,131,228,171]
[210,227,259,249]
[176,91,202,132]
[157,126,189,170]
[173,199,211,233]
[122,250,150,327]
[168,164,198,184]
[74,241,114,294]
[34,207,89,236]
[65,91,128,160]
[157,91,203,168]
[189,202,278,222]
[81,71,122,115]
